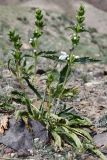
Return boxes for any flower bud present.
[78,5,85,16]
[71,34,80,46]
[76,16,85,24]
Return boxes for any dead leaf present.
[0,115,9,134]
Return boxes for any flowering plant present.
[7,5,105,159]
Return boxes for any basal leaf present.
[62,126,83,151]
[85,143,106,160]
[51,131,62,150]
[71,128,92,141]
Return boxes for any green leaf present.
[91,148,106,160]
[8,59,11,70]
[8,59,17,76]
[12,97,27,105]
[47,69,59,81]
[28,65,34,71]
[24,78,42,99]
[10,67,17,76]
[53,86,78,99]
[38,51,61,61]
[23,54,33,58]
[38,51,57,55]
[11,90,25,96]
[12,91,33,115]
[71,128,92,141]
[61,87,78,98]
[51,131,62,150]
[74,57,100,64]
[58,106,73,115]
[15,110,29,120]
[58,111,92,126]
[0,95,15,112]
[53,84,63,98]
[41,54,59,61]
[85,143,106,160]
[59,63,69,84]
[62,126,83,151]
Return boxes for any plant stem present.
[59,64,70,99]
[16,65,33,115]
[34,54,37,75]
[34,38,39,76]
[58,50,75,99]
[47,86,51,114]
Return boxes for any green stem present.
[34,54,37,75]
[47,86,51,114]
[34,38,39,76]
[16,64,33,115]
[58,51,75,99]
[59,64,70,99]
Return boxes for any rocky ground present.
[1,62,107,159]
[0,0,107,159]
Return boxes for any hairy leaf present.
[70,128,92,141]
[74,57,100,64]
[24,78,42,99]
[61,87,78,98]
[38,51,57,55]
[41,54,59,61]
[51,131,62,150]
[59,64,69,84]
[62,126,83,151]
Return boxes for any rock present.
[0,119,33,151]
[17,149,31,158]
[104,68,107,76]
[85,0,107,12]
[0,118,49,152]
[4,147,14,154]
[11,152,17,158]
[29,120,49,144]
[94,132,107,147]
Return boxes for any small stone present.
[2,69,11,78]
[85,80,103,87]
[4,147,13,154]
[34,138,40,143]
[104,70,107,76]
[11,153,16,158]
[67,152,73,160]
[28,149,33,155]
[17,149,31,157]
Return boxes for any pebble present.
[11,153,17,158]
[85,80,103,87]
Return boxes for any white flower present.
[59,51,68,60]
[34,49,37,53]
[29,38,33,44]
[72,54,79,59]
